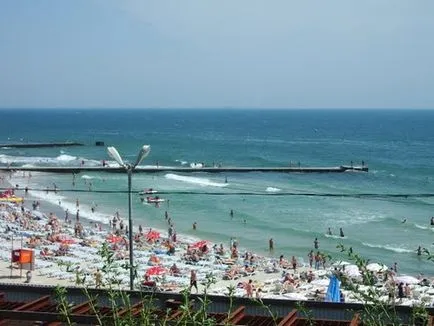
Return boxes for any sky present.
[0,0,433,109]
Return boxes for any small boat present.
[139,188,158,196]
[146,196,165,204]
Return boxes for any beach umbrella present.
[396,275,420,285]
[344,265,361,278]
[191,240,210,249]
[145,266,166,276]
[325,275,341,302]
[366,263,388,272]
[146,230,160,241]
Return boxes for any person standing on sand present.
[24,270,32,283]
[314,252,321,270]
[398,282,404,303]
[291,256,297,271]
[308,250,314,268]
[190,270,198,293]
[245,279,253,298]
[94,269,102,288]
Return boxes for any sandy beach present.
[1,171,433,308]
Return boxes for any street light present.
[107,145,151,290]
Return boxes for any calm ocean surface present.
[0,109,433,276]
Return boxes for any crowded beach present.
[0,174,433,308]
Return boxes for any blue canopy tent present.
[325,275,341,302]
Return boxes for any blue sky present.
[0,0,433,109]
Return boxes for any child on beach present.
[189,270,198,293]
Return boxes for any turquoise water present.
[0,109,433,275]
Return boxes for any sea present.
[0,109,433,276]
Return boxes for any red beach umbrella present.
[146,230,160,241]
[107,235,124,243]
[145,266,166,276]
[191,240,210,249]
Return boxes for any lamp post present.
[107,145,151,291]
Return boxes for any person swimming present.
[314,238,319,249]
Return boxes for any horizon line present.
[0,107,433,110]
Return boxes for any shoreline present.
[0,171,433,307]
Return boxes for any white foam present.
[81,175,95,180]
[56,154,77,161]
[362,242,413,253]
[165,173,228,187]
[414,224,434,232]
[0,154,101,167]
[266,187,281,192]
[26,188,111,224]
[325,234,347,239]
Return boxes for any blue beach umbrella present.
[325,275,341,302]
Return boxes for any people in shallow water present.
[339,228,345,237]
[327,228,332,236]
[416,246,422,256]
[431,217,434,226]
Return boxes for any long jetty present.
[0,142,83,148]
[0,165,368,174]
